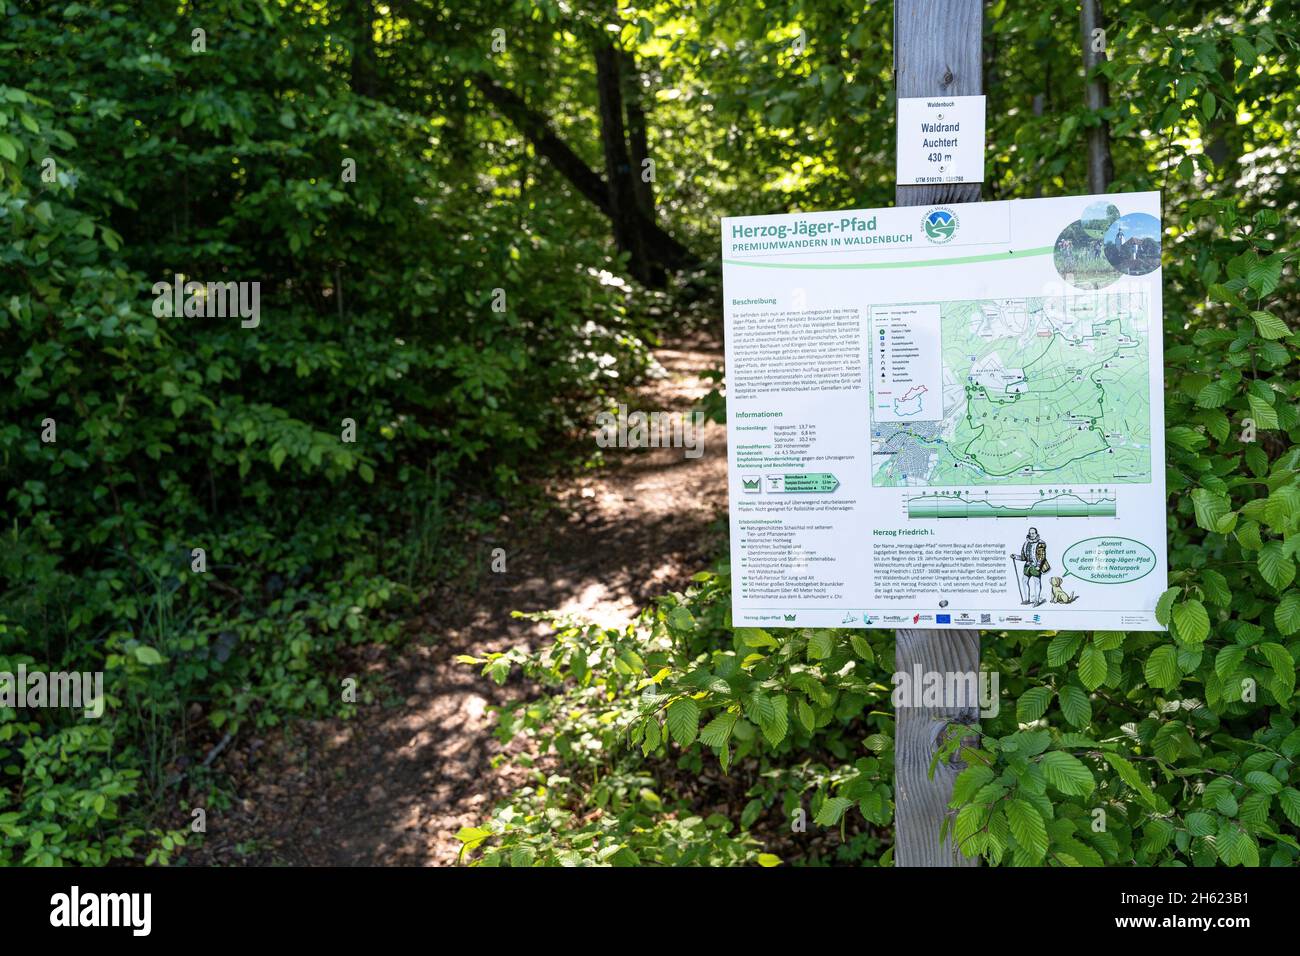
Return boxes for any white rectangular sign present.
[721,192,1167,631]
[896,94,986,185]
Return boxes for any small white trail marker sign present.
[896,95,986,185]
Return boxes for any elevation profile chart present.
[904,490,1118,519]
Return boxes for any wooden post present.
[1080,0,1114,193]
[892,0,983,868]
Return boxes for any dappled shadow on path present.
[188,336,728,865]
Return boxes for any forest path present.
[192,334,727,865]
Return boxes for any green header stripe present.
[723,245,1056,270]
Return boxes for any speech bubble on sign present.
[1062,537,1156,584]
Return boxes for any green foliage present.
[458,570,896,866]
[456,774,766,867]
[5,0,1300,868]
[453,0,1300,868]
[0,0,658,865]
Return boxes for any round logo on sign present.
[922,207,958,244]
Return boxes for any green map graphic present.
[872,293,1151,486]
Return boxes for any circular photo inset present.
[1103,212,1161,276]
[1081,201,1120,239]
[1053,220,1120,290]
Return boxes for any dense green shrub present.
[458,571,897,866]
[0,1,657,865]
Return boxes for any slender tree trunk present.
[1032,92,1045,198]
[620,51,656,222]
[619,50,665,286]
[983,9,1000,199]
[594,41,653,284]
[348,0,377,97]
[893,0,983,869]
[1080,0,1114,193]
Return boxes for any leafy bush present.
[0,2,658,865]
[458,572,897,866]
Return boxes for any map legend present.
[870,303,943,422]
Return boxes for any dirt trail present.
[193,336,727,866]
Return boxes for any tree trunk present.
[620,50,656,222]
[619,50,665,286]
[472,74,696,274]
[594,42,653,284]
[348,0,377,98]
[1080,0,1114,193]
[1032,92,1045,198]
[894,629,983,865]
[893,0,984,869]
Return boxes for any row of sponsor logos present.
[850,610,1043,626]
[745,611,1045,625]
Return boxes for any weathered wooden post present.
[892,0,984,868]
[1080,0,1115,193]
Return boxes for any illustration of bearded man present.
[1011,527,1050,606]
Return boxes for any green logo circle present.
[922,207,959,244]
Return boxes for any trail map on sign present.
[871,292,1151,486]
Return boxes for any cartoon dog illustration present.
[1049,576,1079,604]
